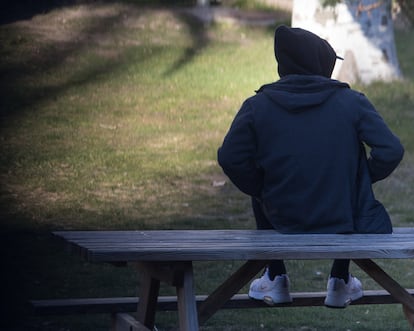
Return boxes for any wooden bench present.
[33,227,414,331]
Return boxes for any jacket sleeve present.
[217,99,263,197]
[356,93,404,183]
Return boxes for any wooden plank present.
[87,246,414,262]
[55,232,414,252]
[393,228,414,234]
[67,242,414,262]
[54,229,414,248]
[31,289,414,315]
[31,297,140,315]
[198,260,267,325]
[53,229,414,263]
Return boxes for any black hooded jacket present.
[217,26,404,234]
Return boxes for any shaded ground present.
[0,0,78,24]
[188,5,290,26]
[1,0,290,26]
[0,4,289,330]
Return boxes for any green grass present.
[0,2,413,331]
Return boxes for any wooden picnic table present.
[53,227,414,331]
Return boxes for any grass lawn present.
[1,2,414,330]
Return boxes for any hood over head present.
[274,25,341,78]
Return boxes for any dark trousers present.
[252,198,350,281]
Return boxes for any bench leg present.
[198,260,268,325]
[353,259,414,330]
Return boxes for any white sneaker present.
[248,269,292,305]
[324,274,363,308]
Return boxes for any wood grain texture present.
[54,228,414,262]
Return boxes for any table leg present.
[198,260,268,325]
[353,259,414,330]
[134,261,199,331]
[136,268,160,330]
[176,261,199,331]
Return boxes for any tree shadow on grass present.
[0,5,144,120]
[163,9,211,77]
[0,3,213,125]
[0,6,208,327]
[0,5,266,330]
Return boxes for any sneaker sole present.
[324,290,363,308]
[249,290,292,305]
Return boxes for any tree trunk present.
[197,0,209,6]
[292,0,402,84]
